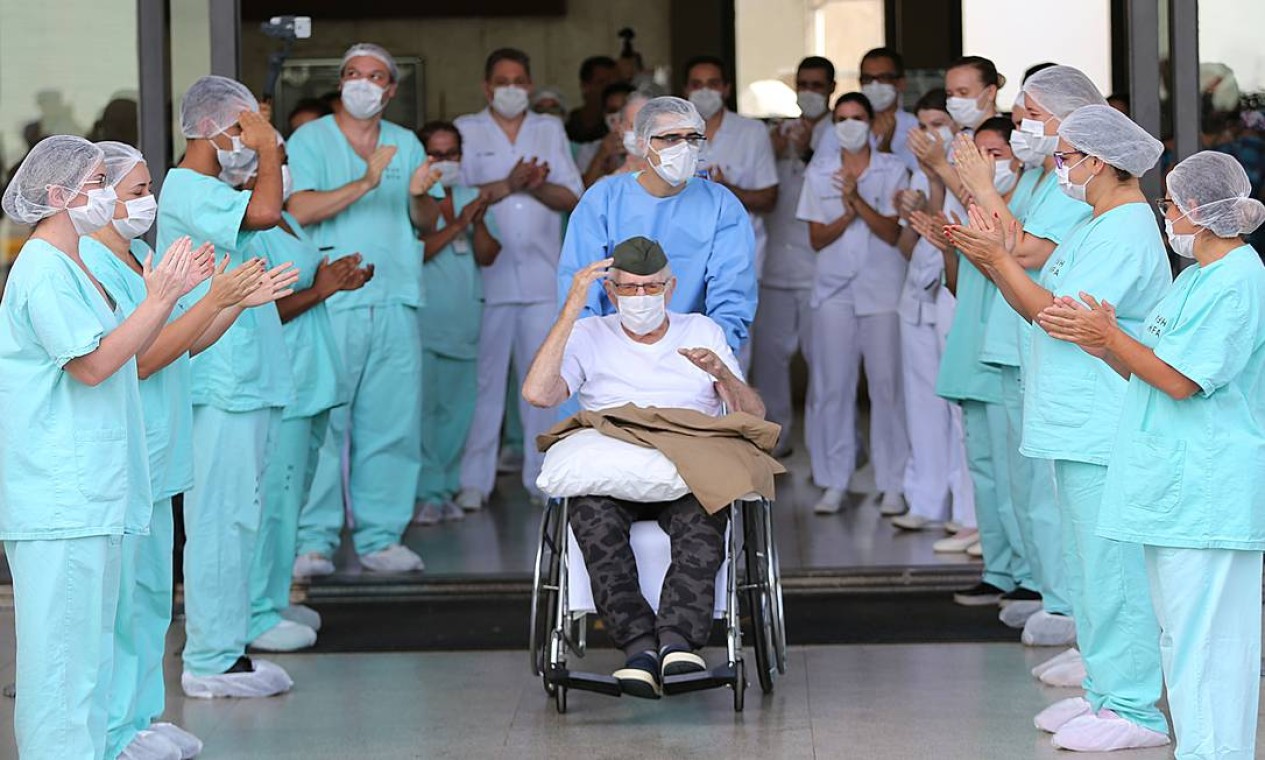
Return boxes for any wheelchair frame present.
[529,495,787,713]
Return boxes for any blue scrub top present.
[557,172,758,351]
[1098,245,1265,550]
[249,212,347,420]
[157,167,293,412]
[287,115,427,312]
[419,185,497,360]
[0,238,151,539]
[81,237,195,501]
[1021,202,1172,464]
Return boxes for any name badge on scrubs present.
[452,233,471,255]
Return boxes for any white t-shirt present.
[561,312,744,416]
[703,111,779,279]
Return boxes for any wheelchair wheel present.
[762,499,788,675]
[743,502,777,695]
[555,684,568,714]
[530,502,564,687]
[732,658,745,713]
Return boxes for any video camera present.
[261,16,312,102]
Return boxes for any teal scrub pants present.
[999,366,1064,601]
[7,534,123,760]
[250,411,329,642]
[1146,546,1262,760]
[1054,459,1167,734]
[184,405,281,676]
[300,305,422,558]
[107,499,175,758]
[416,350,478,504]
[960,399,1032,592]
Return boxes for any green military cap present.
[611,236,668,275]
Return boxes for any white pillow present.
[536,428,689,503]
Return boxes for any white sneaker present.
[150,723,203,760]
[359,544,425,573]
[293,552,335,579]
[944,520,964,535]
[966,541,983,558]
[891,513,931,531]
[119,730,181,760]
[440,502,465,522]
[1023,611,1078,647]
[455,487,484,511]
[1035,696,1093,734]
[1051,710,1170,752]
[1040,658,1089,688]
[878,491,908,516]
[1031,648,1081,679]
[250,619,316,652]
[281,603,322,632]
[412,502,442,526]
[999,600,1043,629]
[813,487,846,514]
[181,658,293,699]
[933,530,979,553]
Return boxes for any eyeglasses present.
[1052,150,1085,170]
[1155,197,1176,215]
[859,73,902,85]
[650,133,706,147]
[611,281,670,296]
[80,174,108,190]
[342,69,392,85]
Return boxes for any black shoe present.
[613,651,661,699]
[225,656,256,674]
[659,645,707,678]
[998,587,1042,607]
[953,582,1006,607]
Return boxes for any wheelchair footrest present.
[546,666,623,697]
[661,663,738,695]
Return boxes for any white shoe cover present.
[1022,610,1078,647]
[999,600,1043,629]
[119,730,181,760]
[440,502,465,522]
[150,723,203,760]
[1051,710,1170,752]
[1034,696,1092,733]
[359,544,425,573]
[181,659,294,699]
[293,552,335,579]
[814,488,846,514]
[250,620,316,652]
[281,603,322,632]
[413,502,442,525]
[1040,658,1089,688]
[933,532,978,553]
[1031,648,1081,679]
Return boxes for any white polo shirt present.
[702,110,779,279]
[763,117,831,291]
[455,108,585,305]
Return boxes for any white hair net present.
[1021,65,1106,119]
[1059,104,1162,177]
[180,75,259,139]
[634,96,704,154]
[2,135,104,224]
[1167,151,1265,237]
[342,43,399,82]
[531,87,567,111]
[98,141,146,188]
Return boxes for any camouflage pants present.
[568,494,729,651]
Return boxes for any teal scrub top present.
[936,253,1003,404]
[81,237,195,501]
[1098,245,1265,550]
[157,167,293,412]
[1021,202,1172,464]
[249,212,347,419]
[0,238,151,539]
[287,115,427,312]
[418,185,497,360]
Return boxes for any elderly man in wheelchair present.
[523,236,773,701]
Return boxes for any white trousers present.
[900,318,975,524]
[460,301,557,497]
[751,286,812,449]
[806,296,909,492]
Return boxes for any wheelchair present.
[529,493,787,713]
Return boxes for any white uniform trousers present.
[751,286,812,450]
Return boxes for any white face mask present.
[342,79,388,120]
[431,160,461,186]
[947,95,988,129]
[689,88,725,119]
[834,119,871,153]
[622,130,639,156]
[1009,131,1043,168]
[111,194,157,239]
[861,82,898,112]
[617,293,667,335]
[1019,118,1058,156]
[993,159,1019,194]
[796,90,828,120]
[1164,218,1198,259]
[67,186,118,235]
[1056,155,1094,203]
[649,141,699,186]
[492,86,530,119]
[935,125,955,146]
[216,133,258,186]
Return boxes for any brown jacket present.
[537,404,786,513]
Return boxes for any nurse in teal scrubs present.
[85,141,275,760]
[0,135,192,760]
[158,75,300,700]
[948,104,1172,752]
[1039,151,1265,760]
[412,122,503,525]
